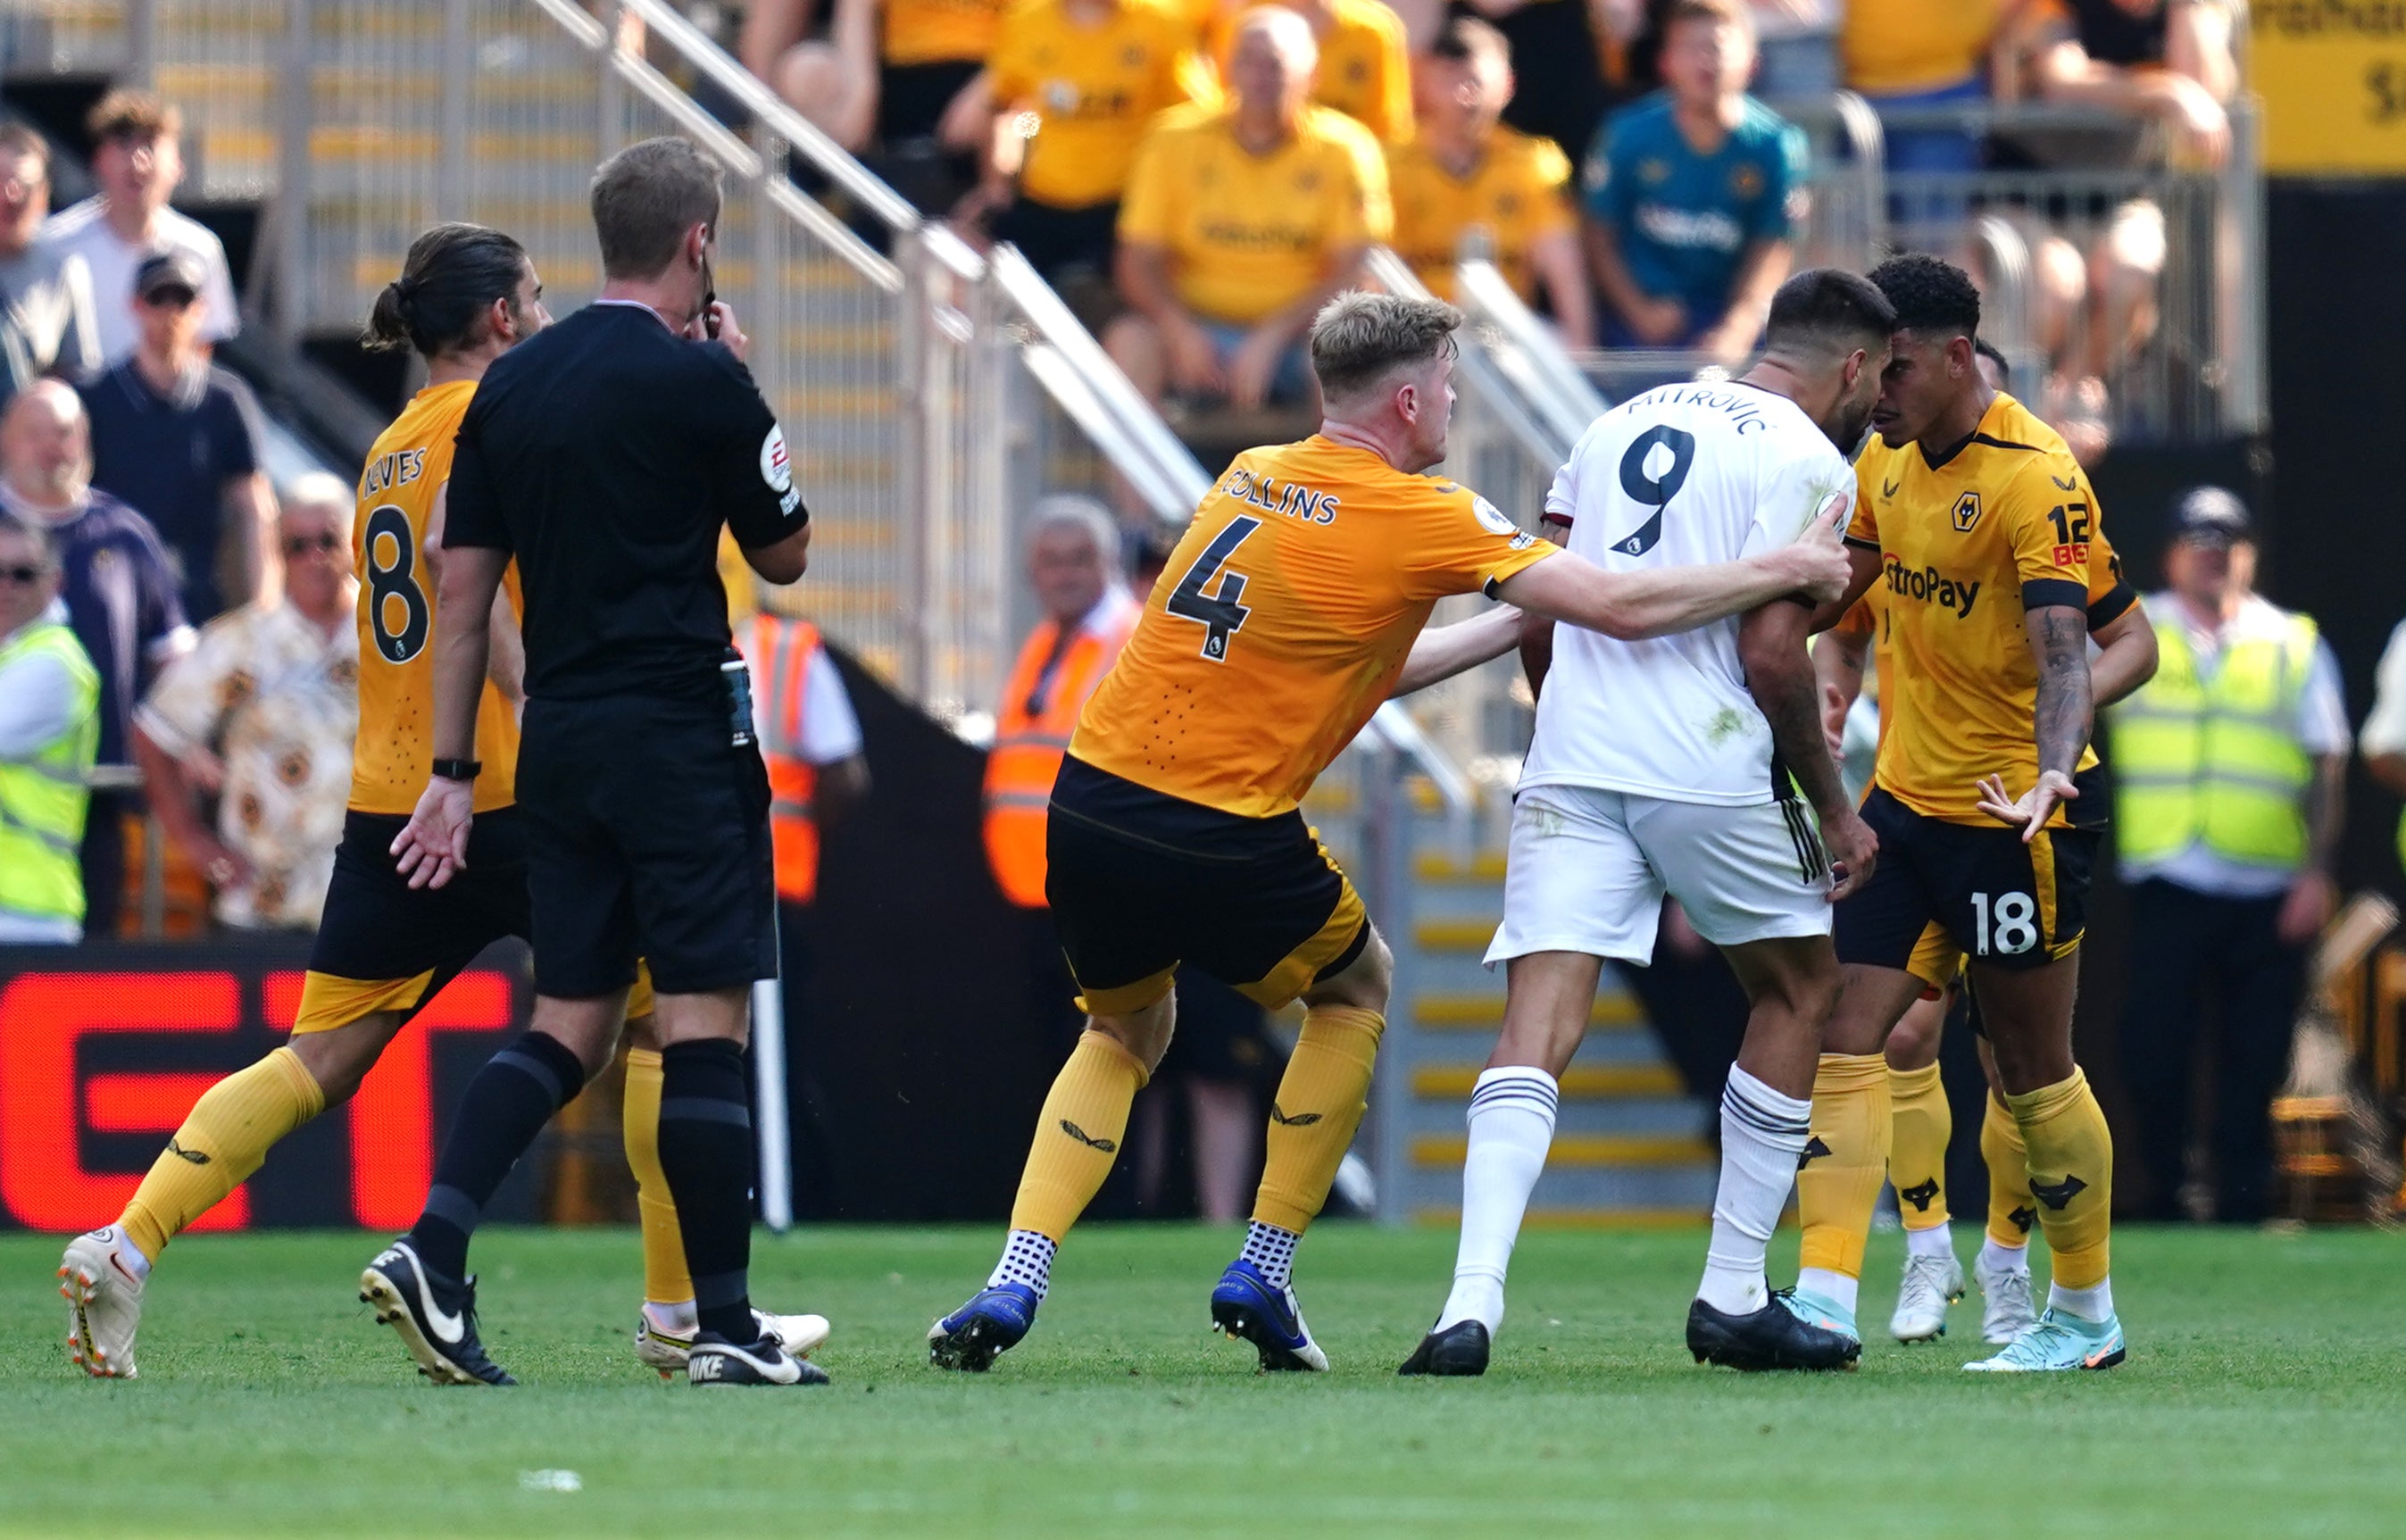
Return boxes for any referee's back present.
[445,301,801,703]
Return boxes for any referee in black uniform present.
[380,137,819,1388]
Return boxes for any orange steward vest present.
[983,596,1138,907]
[747,613,823,904]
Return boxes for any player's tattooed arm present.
[1977,603,2093,843]
[2028,604,2094,781]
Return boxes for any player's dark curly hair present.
[362,221,532,361]
[1869,253,1981,340]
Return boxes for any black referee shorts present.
[516,694,778,998]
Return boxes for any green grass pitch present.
[5,1223,2402,1537]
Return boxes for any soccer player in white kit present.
[1400,270,1897,1376]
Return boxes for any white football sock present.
[108,1230,152,1283]
[1696,1066,1810,1315]
[645,1298,698,1335]
[987,1228,1058,1301]
[1978,1236,2031,1276]
[1797,1268,1861,1316]
[1903,1220,1956,1261]
[2048,1276,2114,1323]
[1434,1067,1558,1334]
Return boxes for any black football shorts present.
[1834,787,2099,977]
[1044,758,1370,1016]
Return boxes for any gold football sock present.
[621,1046,693,1306]
[1981,1092,2037,1249]
[120,1047,325,1262]
[1796,1053,1891,1285]
[2007,1069,2112,1290]
[1006,1028,1148,1243]
[1253,1005,1385,1234]
[1886,1061,1952,1231]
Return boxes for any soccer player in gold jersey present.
[928,289,1854,1373]
[58,225,822,1384]
[1816,520,2155,1345]
[1796,254,2157,1371]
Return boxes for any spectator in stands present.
[0,124,99,409]
[1975,335,2109,467]
[1387,18,1591,345]
[1840,1,2000,165]
[0,379,191,938]
[41,90,237,368]
[80,250,278,625]
[2109,487,2348,1223]
[0,509,101,944]
[130,475,357,932]
[2001,0,2240,401]
[1208,0,1413,145]
[2364,620,2406,885]
[753,0,997,210]
[1580,0,1806,364]
[1441,0,1611,172]
[952,0,1216,294]
[1106,8,1390,412]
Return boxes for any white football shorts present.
[1486,784,1833,966]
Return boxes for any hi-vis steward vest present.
[983,598,1138,907]
[0,617,100,929]
[747,613,824,904]
[2110,595,2320,872]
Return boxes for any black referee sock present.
[406,1030,587,1282]
[656,1037,759,1344]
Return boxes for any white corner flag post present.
[752,912,795,1233]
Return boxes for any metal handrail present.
[1453,257,1606,459]
[610,0,920,234]
[987,243,1211,522]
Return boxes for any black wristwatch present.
[430,757,482,783]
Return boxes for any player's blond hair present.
[1309,291,1463,404]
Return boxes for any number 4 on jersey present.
[1167,515,1261,662]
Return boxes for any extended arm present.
[1742,601,1875,897]
[221,471,279,608]
[1809,543,1885,634]
[389,542,509,888]
[1394,604,1525,696]
[1529,228,1595,350]
[2087,598,2158,707]
[1494,495,1852,643]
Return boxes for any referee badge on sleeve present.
[762,425,801,513]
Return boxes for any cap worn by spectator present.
[2167,484,2252,548]
[79,243,276,625]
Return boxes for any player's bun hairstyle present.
[590,135,723,281]
[1762,267,1897,360]
[362,221,531,360]
[1311,291,1464,404]
[1429,15,1510,71]
[1869,253,1982,342]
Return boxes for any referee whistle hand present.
[691,302,748,363]
[390,779,475,890]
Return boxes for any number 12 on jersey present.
[1168,515,1261,662]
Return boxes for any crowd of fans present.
[732,0,2240,433]
[0,87,323,944]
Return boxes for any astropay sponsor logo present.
[1882,556,1982,618]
